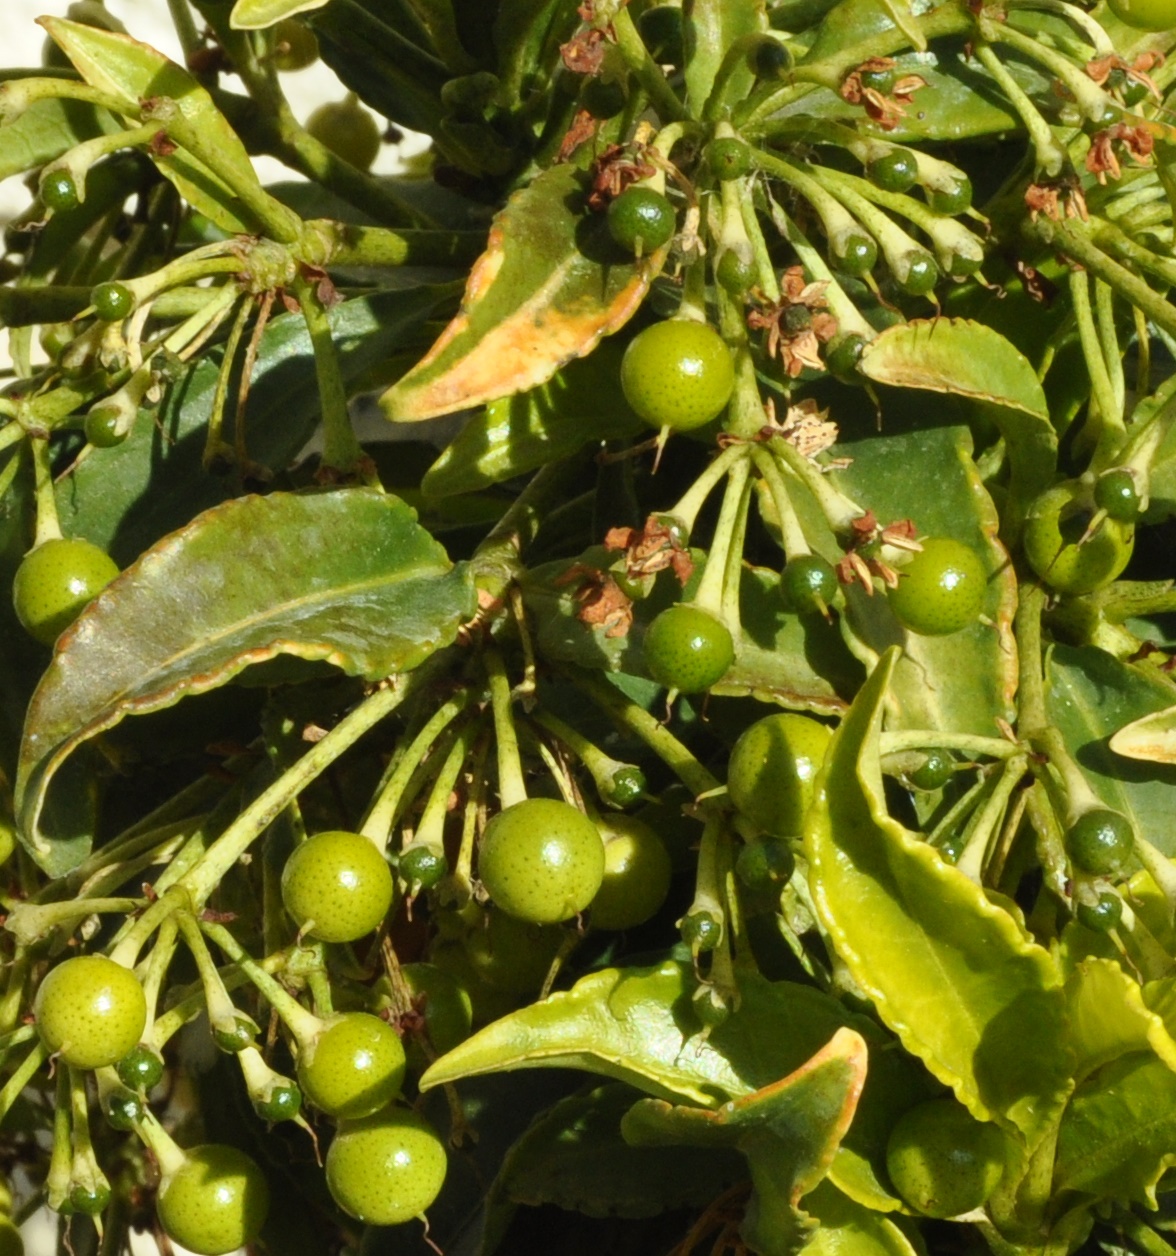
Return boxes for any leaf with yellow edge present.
[231,0,329,29]
[1109,704,1176,765]
[1066,958,1176,1083]
[804,648,1073,1146]
[381,163,667,421]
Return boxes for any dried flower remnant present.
[747,267,839,378]
[604,515,695,587]
[835,512,921,593]
[840,57,928,130]
[555,564,634,638]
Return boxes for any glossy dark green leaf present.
[382,164,667,421]
[1054,1053,1176,1205]
[0,93,119,181]
[17,489,474,873]
[59,287,446,565]
[422,339,644,497]
[1046,646,1176,858]
[806,649,1073,1145]
[687,0,766,112]
[623,1028,867,1255]
[494,0,578,102]
[831,422,1017,735]
[496,1083,745,1218]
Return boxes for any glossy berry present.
[620,320,735,432]
[590,815,672,931]
[782,554,840,613]
[13,537,119,646]
[255,1083,302,1123]
[927,176,972,215]
[117,1044,165,1092]
[643,605,734,693]
[886,1098,1006,1218]
[949,249,983,277]
[69,1183,110,1216]
[605,764,647,808]
[479,798,605,923]
[84,407,128,448]
[899,253,940,296]
[306,96,381,170]
[1066,809,1134,877]
[638,4,684,63]
[91,281,133,322]
[607,187,676,254]
[1121,77,1150,106]
[834,233,878,276]
[281,829,394,943]
[104,1088,145,1130]
[213,1017,256,1054]
[271,17,319,71]
[681,910,723,952]
[399,842,448,891]
[888,538,987,636]
[297,1012,406,1119]
[708,138,753,181]
[1076,890,1123,932]
[157,1144,270,1256]
[41,171,80,213]
[1023,484,1134,596]
[735,836,796,893]
[326,1107,447,1226]
[1094,469,1141,522]
[910,749,954,791]
[1105,0,1176,29]
[754,39,792,77]
[692,983,731,1028]
[716,248,757,294]
[34,955,147,1070]
[859,65,897,94]
[869,151,918,193]
[727,713,832,837]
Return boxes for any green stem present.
[770,435,864,533]
[1096,277,1125,425]
[204,293,252,469]
[2,897,141,948]
[139,916,178,1039]
[1089,214,1176,288]
[985,20,1109,121]
[0,1044,48,1130]
[668,443,751,537]
[973,44,1066,177]
[612,5,687,122]
[685,814,728,945]
[879,731,1021,758]
[412,719,476,855]
[29,437,63,546]
[1015,582,1050,733]
[301,222,484,271]
[175,909,252,1041]
[0,77,130,122]
[720,469,754,628]
[1069,267,1122,441]
[485,648,528,809]
[740,186,782,302]
[692,458,751,622]
[752,446,811,558]
[529,708,644,807]
[955,755,1029,883]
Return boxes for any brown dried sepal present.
[604,515,695,586]
[761,397,846,465]
[587,143,658,211]
[839,57,927,131]
[747,266,839,378]
[1024,176,1088,223]
[835,512,921,594]
[1086,51,1163,100]
[557,108,602,163]
[555,563,634,638]
[1085,123,1155,184]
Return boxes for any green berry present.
[1067,809,1134,877]
[479,798,605,924]
[296,1012,406,1119]
[888,537,987,636]
[910,749,954,791]
[281,829,395,943]
[117,1044,165,1092]
[692,983,731,1028]
[84,407,128,448]
[604,764,647,808]
[735,836,796,893]
[716,248,757,294]
[271,17,319,71]
[782,554,840,613]
[463,911,567,994]
[590,815,672,931]
[399,843,448,891]
[326,1107,447,1226]
[869,151,918,193]
[255,1083,302,1123]
[1094,469,1141,522]
[91,281,134,322]
[708,138,753,181]
[620,320,735,432]
[157,1144,270,1256]
[581,76,628,119]
[927,176,973,215]
[306,95,381,169]
[104,1089,145,1130]
[727,713,832,837]
[34,956,147,1070]
[1076,890,1123,932]
[886,1098,1006,1218]
[638,5,684,63]
[1023,484,1134,596]
[42,171,80,213]
[69,1183,110,1216]
[754,39,792,77]
[681,910,723,952]
[607,187,676,254]
[859,65,897,94]
[13,538,119,646]
[899,253,940,296]
[643,605,734,693]
[834,233,878,276]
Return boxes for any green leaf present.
[622,1028,868,1255]
[495,1083,746,1218]
[858,320,1057,531]
[16,490,475,874]
[230,0,329,29]
[803,1180,921,1256]
[805,649,1073,1145]
[422,339,644,497]
[494,0,579,102]
[58,287,446,564]
[0,94,120,181]
[382,164,667,422]
[1066,959,1176,1084]
[40,17,289,236]
[1046,645,1176,857]
[1109,705,1176,766]
[1054,1053,1176,1205]
[686,0,766,112]
[831,421,1018,736]
[420,958,867,1106]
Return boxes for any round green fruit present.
[34,955,147,1070]
[1094,469,1141,522]
[909,749,954,791]
[41,171,80,213]
[638,5,684,63]
[727,713,833,837]
[296,1012,406,1119]
[834,233,877,276]
[117,1044,165,1092]
[479,798,605,923]
[157,1144,270,1256]
[927,176,973,215]
[1076,890,1123,932]
[398,842,447,891]
[326,1107,447,1226]
[869,150,918,193]
[607,187,676,254]
[590,815,672,931]
[281,829,394,943]
[886,1098,1006,1218]
[398,962,473,1067]
[735,836,796,893]
[91,281,133,322]
[899,253,940,296]
[306,96,381,169]
[707,138,753,181]
[643,604,734,693]
[754,39,792,77]
[620,320,735,432]
[84,407,128,448]
[271,17,319,71]
[888,537,987,636]
[681,910,723,952]
[781,554,840,613]
[716,248,757,294]
[1067,809,1134,877]
[1105,0,1176,30]
[462,910,566,995]
[255,1083,301,1123]
[1023,484,1134,596]
[13,538,119,646]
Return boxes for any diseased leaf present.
[382,164,667,421]
[623,1029,867,1255]
[17,490,474,873]
[1047,646,1176,858]
[1054,1053,1176,1205]
[1066,959,1176,1083]
[805,649,1073,1145]
[231,0,329,29]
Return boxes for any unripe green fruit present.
[306,96,381,170]
[296,1012,406,1119]
[607,187,676,254]
[255,1083,302,1123]
[1105,0,1176,30]
[281,829,394,943]
[886,1099,1006,1218]
[727,713,832,837]
[399,842,447,891]
[104,1089,144,1130]
[708,138,753,181]
[84,407,128,448]
[326,1107,447,1226]
[581,76,628,119]
[479,798,605,923]
[590,815,672,931]
[13,538,119,646]
[927,176,972,215]
[397,962,473,1068]
[869,151,918,192]
[42,171,80,213]
[681,910,722,952]
[888,538,987,636]
[754,39,792,77]
[1094,469,1141,522]
[271,17,319,71]
[909,749,954,791]
[1023,484,1134,595]
[620,320,735,431]
[1066,809,1134,877]
[604,764,647,808]
[859,65,897,94]
[35,956,147,1070]
[464,911,567,994]
[69,1183,110,1215]
[781,554,840,612]
[735,836,796,893]
[91,281,133,322]
[834,233,878,276]
[899,253,940,296]
[638,4,684,63]
[716,248,757,294]
[1076,890,1123,932]
[117,1044,165,1091]
[643,605,734,693]
[157,1144,270,1256]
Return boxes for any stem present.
[485,648,528,809]
[668,443,751,537]
[973,44,1067,176]
[413,718,476,855]
[529,708,642,805]
[135,1111,187,1178]
[692,458,751,623]
[1095,278,1126,426]
[955,755,1029,883]
[879,731,1022,758]
[204,294,252,470]
[685,814,729,946]
[175,909,252,1041]
[2,897,141,948]
[740,188,782,303]
[139,916,178,1039]
[720,470,754,628]
[1069,268,1122,443]
[770,435,864,533]
[0,1044,48,1130]
[986,21,1110,121]
[302,222,484,271]
[1015,583,1050,733]
[29,438,62,546]
[753,447,811,559]
[612,5,686,122]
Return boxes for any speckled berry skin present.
[297,1012,406,1119]
[886,1099,1006,1219]
[590,815,672,931]
[643,605,734,693]
[326,1107,447,1226]
[479,798,605,923]
[620,320,735,431]
[727,713,832,837]
[13,538,119,646]
[888,538,987,636]
[157,1144,270,1256]
[34,955,147,1070]
[281,829,394,942]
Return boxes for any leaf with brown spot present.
[380,163,668,422]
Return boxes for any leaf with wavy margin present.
[1066,958,1176,1083]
